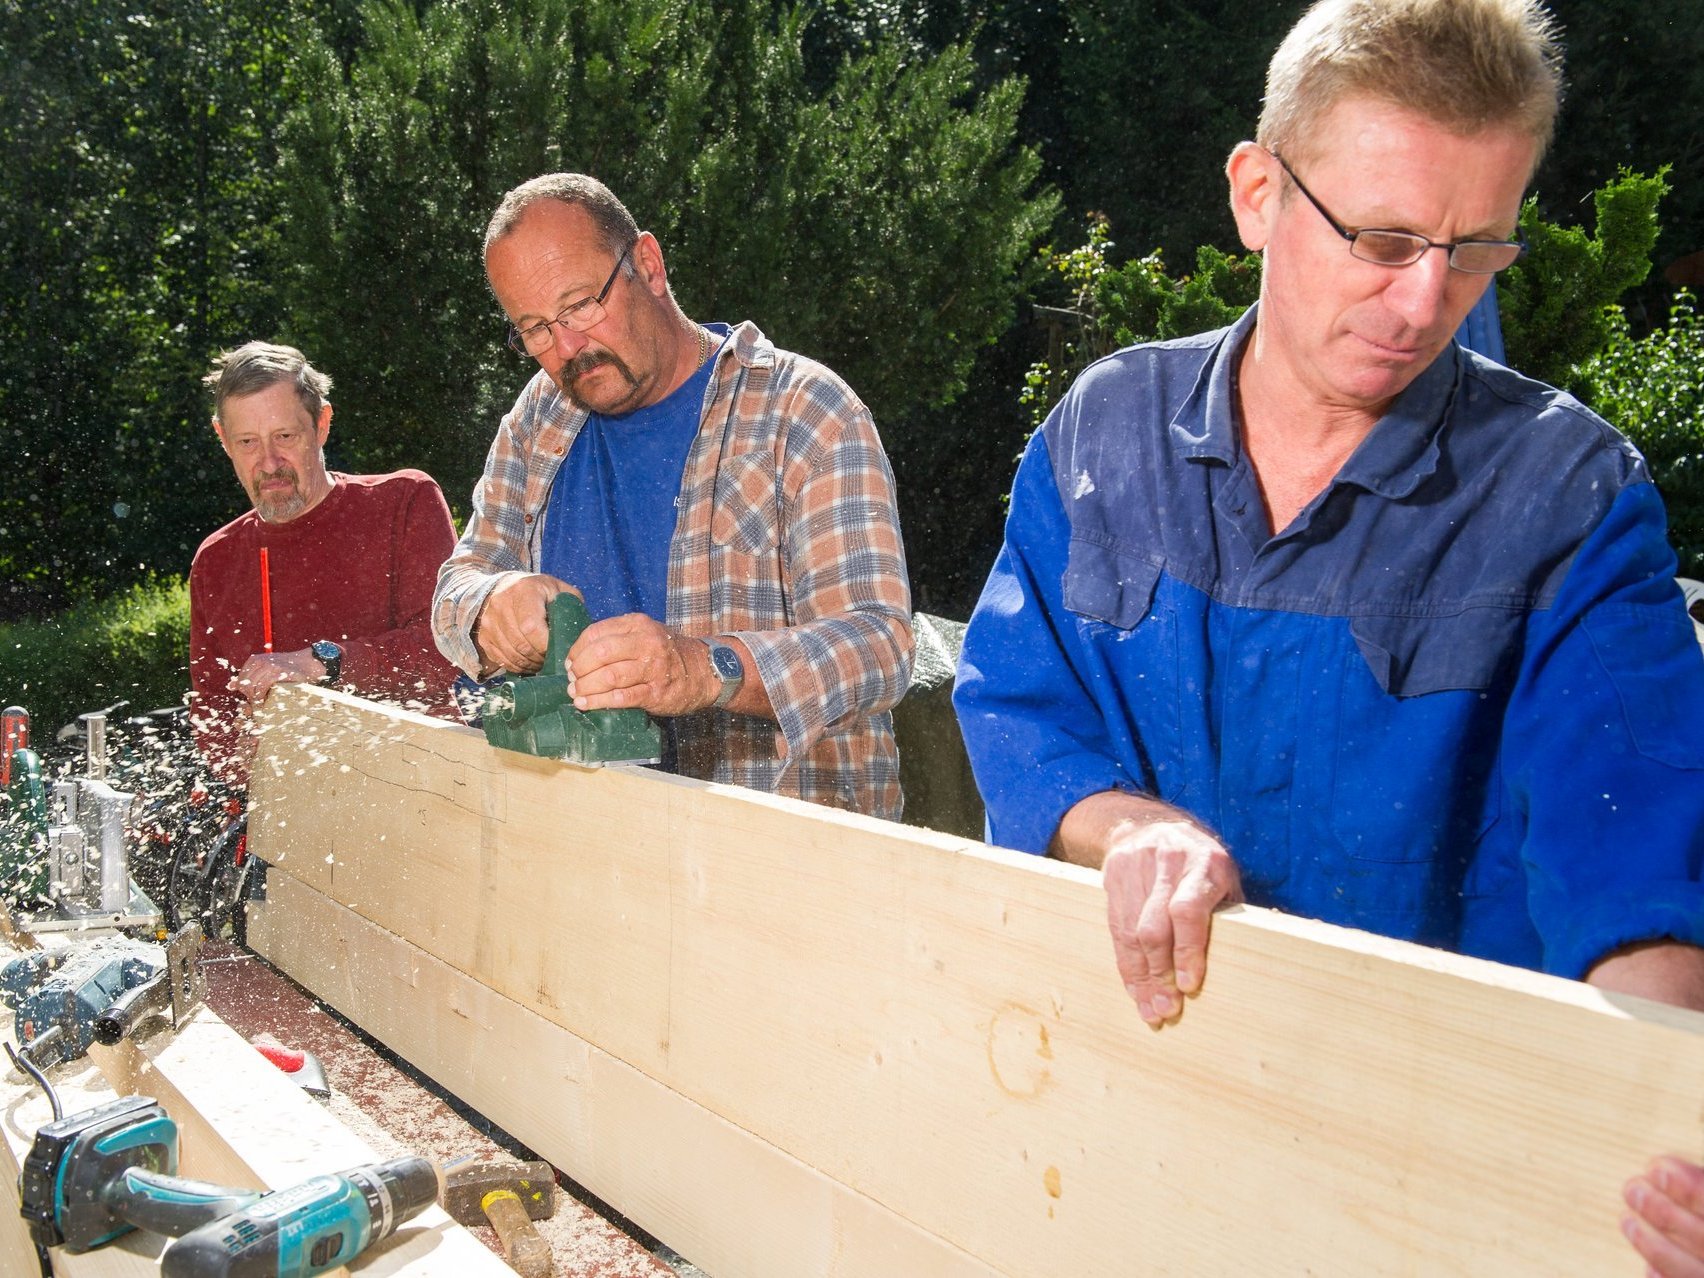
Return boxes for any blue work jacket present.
[955,308,1704,977]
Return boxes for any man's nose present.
[1382,246,1455,330]
[548,321,590,361]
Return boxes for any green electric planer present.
[481,592,663,766]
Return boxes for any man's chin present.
[560,362,643,415]
[255,492,307,523]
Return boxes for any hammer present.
[441,1157,557,1278]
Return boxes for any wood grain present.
[249,685,1704,1277]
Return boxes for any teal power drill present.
[158,1157,441,1278]
[19,1095,440,1276]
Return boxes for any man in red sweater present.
[188,342,459,784]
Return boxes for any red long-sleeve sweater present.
[188,471,458,784]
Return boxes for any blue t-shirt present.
[540,328,727,620]
[954,305,1704,979]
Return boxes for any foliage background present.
[3,0,1702,649]
[1580,292,1704,576]
[0,577,190,731]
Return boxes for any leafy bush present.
[1021,216,1261,426]
[1578,291,1704,578]
[276,0,1056,508]
[0,577,190,734]
[1498,169,1667,393]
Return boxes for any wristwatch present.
[705,639,744,710]
[310,640,343,686]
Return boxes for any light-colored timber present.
[247,871,999,1277]
[249,685,1704,1277]
[0,994,513,1277]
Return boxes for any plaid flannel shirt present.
[434,321,913,819]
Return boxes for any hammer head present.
[440,1158,557,1225]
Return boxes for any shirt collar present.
[1333,340,1455,500]
[1169,306,1256,464]
[1170,303,1457,499]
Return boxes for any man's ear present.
[631,230,669,299]
[315,403,333,446]
[212,418,232,456]
[1227,141,1282,253]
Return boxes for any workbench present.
[0,935,686,1277]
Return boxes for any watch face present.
[710,644,743,681]
[311,640,342,684]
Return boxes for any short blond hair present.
[1258,0,1563,164]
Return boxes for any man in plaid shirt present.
[433,174,913,819]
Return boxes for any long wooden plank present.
[248,871,999,1278]
[251,686,1704,1276]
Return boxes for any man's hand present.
[566,614,718,717]
[1625,1157,1704,1277]
[1587,940,1704,1010]
[1052,791,1243,1028]
[1587,941,1704,1274]
[229,649,325,706]
[473,574,576,675]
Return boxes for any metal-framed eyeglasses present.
[505,241,635,357]
[1271,152,1526,275]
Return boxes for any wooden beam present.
[248,871,998,1278]
[250,686,1704,1276]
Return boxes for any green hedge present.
[0,577,190,736]
[1579,291,1704,578]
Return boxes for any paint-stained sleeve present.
[954,428,1140,854]
[1504,480,1704,978]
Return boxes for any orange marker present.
[259,547,274,652]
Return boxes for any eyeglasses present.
[1271,153,1525,274]
[505,242,635,356]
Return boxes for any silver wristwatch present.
[705,639,744,710]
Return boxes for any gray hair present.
[1258,0,1564,166]
[484,173,640,258]
[203,342,332,422]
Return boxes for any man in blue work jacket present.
[955,0,1704,1268]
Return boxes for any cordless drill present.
[159,1156,440,1278]
[20,1095,441,1275]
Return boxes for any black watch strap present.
[310,640,343,685]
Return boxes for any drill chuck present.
[160,1155,441,1278]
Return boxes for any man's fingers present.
[1170,870,1233,994]
[475,574,573,673]
[572,656,654,702]
[1133,875,1184,1019]
[1625,1162,1704,1277]
[1623,1209,1704,1278]
[1105,854,1179,1025]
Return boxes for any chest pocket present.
[1583,602,1704,770]
[711,452,781,554]
[1062,538,1161,628]
[1349,607,1521,697]
[1061,541,1191,804]
[1330,608,1520,868]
